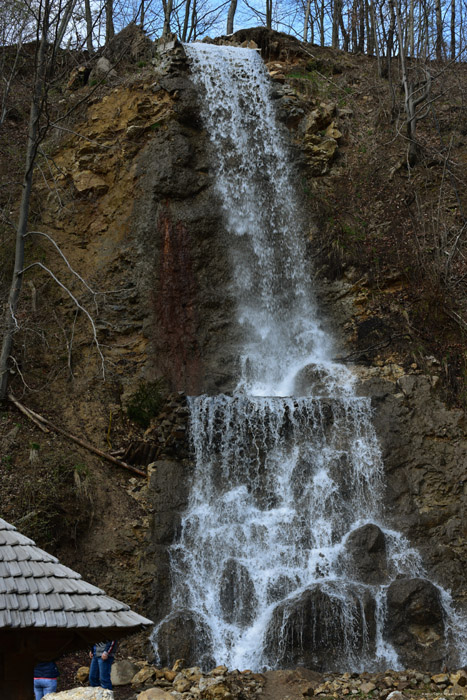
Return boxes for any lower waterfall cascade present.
[152,43,467,672]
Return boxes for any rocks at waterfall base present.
[56,660,467,700]
[385,578,446,670]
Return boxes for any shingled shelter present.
[0,517,153,699]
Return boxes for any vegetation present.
[126,380,167,429]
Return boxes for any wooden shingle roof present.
[0,518,152,630]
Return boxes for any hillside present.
[0,26,466,666]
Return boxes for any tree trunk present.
[407,0,414,55]
[332,0,340,48]
[339,4,350,50]
[182,0,192,40]
[450,0,456,59]
[163,0,174,35]
[266,0,272,29]
[227,0,238,34]
[105,0,114,43]
[351,0,358,51]
[303,0,312,41]
[370,1,382,74]
[55,0,78,47]
[319,0,325,45]
[0,2,49,405]
[84,0,93,52]
[435,0,443,60]
[358,0,365,52]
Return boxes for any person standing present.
[89,640,117,690]
[33,660,59,699]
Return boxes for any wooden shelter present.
[0,517,153,699]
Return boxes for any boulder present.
[219,558,258,626]
[384,577,446,670]
[132,663,157,686]
[45,689,114,699]
[137,690,175,700]
[90,56,118,80]
[264,583,376,670]
[75,666,89,683]
[344,523,388,584]
[111,658,139,685]
[155,609,214,669]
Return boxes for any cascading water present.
[153,43,467,671]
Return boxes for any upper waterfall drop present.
[152,42,467,672]
[184,42,351,397]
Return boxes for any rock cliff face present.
[1,27,466,669]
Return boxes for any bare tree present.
[226,0,237,32]
[0,0,51,404]
[0,0,105,405]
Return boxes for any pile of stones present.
[52,663,467,700]
[308,669,467,699]
[114,659,264,700]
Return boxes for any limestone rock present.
[92,57,118,79]
[325,121,342,139]
[172,658,185,672]
[360,682,377,694]
[432,674,450,684]
[132,664,158,685]
[384,578,446,669]
[173,677,192,692]
[45,690,114,699]
[72,170,108,196]
[137,690,175,700]
[111,658,139,685]
[386,692,407,700]
[75,666,89,683]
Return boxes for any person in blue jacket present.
[89,640,117,690]
[33,660,60,699]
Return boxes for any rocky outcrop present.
[264,584,375,670]
[219,558,258,627]
[156,611,214,668]
[357,374,466,603]
[344,523,388,585]
[384,578,446,669]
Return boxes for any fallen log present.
[8,393,147,478]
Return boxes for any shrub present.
[126,379,166,429]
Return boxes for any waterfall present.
[152,43,467,671]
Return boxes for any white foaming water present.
[184,42,351,397]
[152,43,467,671]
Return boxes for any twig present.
[8,393,147,477]
[20,261,105,378]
